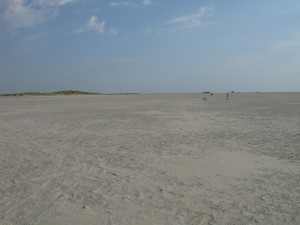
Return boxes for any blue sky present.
[1,0,300,93]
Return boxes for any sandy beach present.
[0,93,299,225]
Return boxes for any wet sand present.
[0,93,299,225]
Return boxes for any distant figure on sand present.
[203,97,207,100]
[226,93,229,100]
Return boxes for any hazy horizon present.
[1,90,300,95]
[1,0,300,94]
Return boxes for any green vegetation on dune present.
[0,90,141,96]
[0,92,43,97]
[50,90,101,95]
[0,90,101,96]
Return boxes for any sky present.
[0,0,300,93]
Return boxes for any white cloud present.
[143,0,153,6]
[74,3,86,14]
[0,0,76,31]
[145,27,153,34]
[109,0,153,8]
[109,1,135,7]
[23,31,50,43]
[93,7,101,12]
[0,0,47,29]
[166,6,214,28]
[33,0,76,6]
[72,16,119,35]
[109,28,119,35]
[88,16,105,33]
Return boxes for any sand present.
[0,93,299,225]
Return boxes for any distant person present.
[226,93,229,100]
